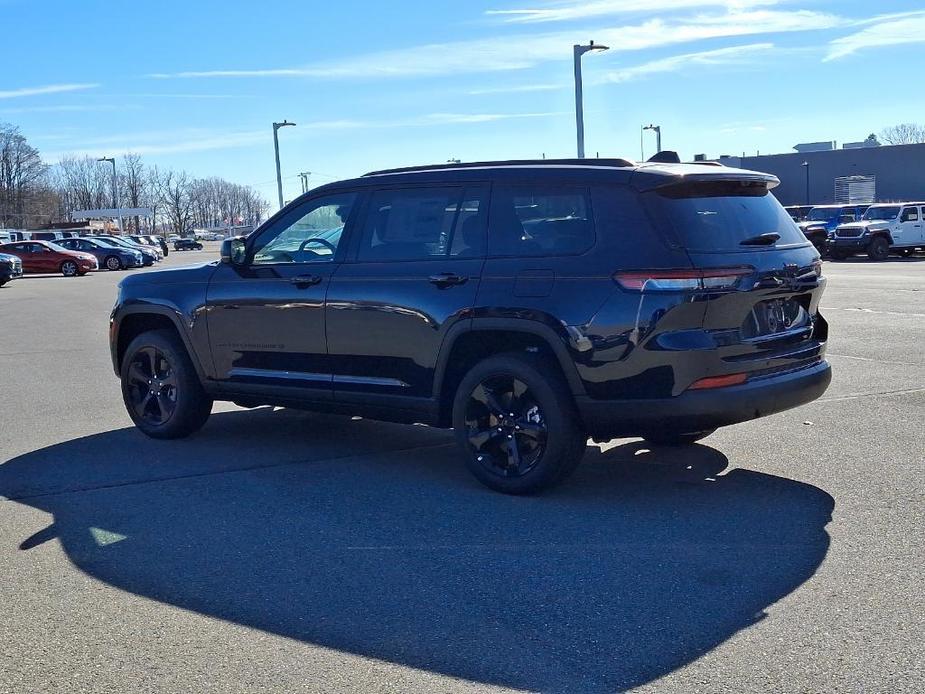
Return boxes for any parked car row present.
[0,233,170,284]
[784,203,924,260]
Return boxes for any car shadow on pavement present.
[0,408,834,692]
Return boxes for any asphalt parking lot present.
[1,248,922,693]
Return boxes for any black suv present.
[174,238,203,251]
[110,159,831,493]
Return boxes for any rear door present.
[643,179,826,385]
[325,184,487,403]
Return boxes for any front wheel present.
[121,329,213,439]
[105,255,123,271]
[829,248,849,260]
[452,353,586,494]
[60,260,79,277]
[642,429,716,447]
[867,237,890,261]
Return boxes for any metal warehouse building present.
[710,142,925,206]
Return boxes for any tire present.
[105,255,123,271]
[120,328,213,439]
[898,248,914,258]
[642,429,716,447]
[867,236,890,261]
[60,260,79,277]
[452,353,586,494]
[0,279,7,288]
[829,248,849,261]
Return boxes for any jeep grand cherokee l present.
[110,158,831,494]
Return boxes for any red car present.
[0,240,98,277]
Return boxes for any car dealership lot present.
[1,252,922,692]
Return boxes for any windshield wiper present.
[740,232,780,246]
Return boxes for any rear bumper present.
[576,360,831,438]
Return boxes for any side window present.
[489,185,595,257]
[358,187,470,261]
[901,207,919,222]
[252,193,356,264]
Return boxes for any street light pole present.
[272,120,296,210]
[643,124,662,155]
[573,41,609,159]
[298,171,311,195]
[802,161,810,205]
[97,156,123,233]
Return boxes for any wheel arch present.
[433,318,585,427]
[113,306,207,381]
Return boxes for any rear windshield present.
[645,181,807,251]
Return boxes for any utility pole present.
[298,172,311,194]
[272,120,296,210]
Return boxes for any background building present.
[704,142,925,205]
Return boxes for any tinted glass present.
[358,187,463,261]
[252,193,356,264]
[489,185,595,257]
[807,208,838,222]
[646,182,806,250]
[900,207,919,222]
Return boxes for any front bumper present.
[576,360,832,438]
[827,237,869,252]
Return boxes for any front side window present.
[489,185,595,257]
[358,187,467,261]
[252,193,356,264]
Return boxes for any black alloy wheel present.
[465,375,548,479]
[867,237,890,261]
[125,346,179,426]
[60,260,78,277]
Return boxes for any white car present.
[830,202,925,260]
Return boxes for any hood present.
[119,261,216,288]
[797,220,828,230]
[838,220,887,230]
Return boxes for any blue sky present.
[3,0,925,208]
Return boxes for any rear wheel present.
[642,429,716,447]
[105,255,123,271]
[121,329,212,439]
[60,260,78,277]
[867,236,890,261]
[452,353,586,494]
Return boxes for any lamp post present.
[802,161,810,205]
[97,156,123,233]
[643,124,662,155]
[573,40,609,159]
[272,120,296,210]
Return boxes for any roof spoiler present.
[633,170,780,193]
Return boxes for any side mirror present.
[221,236,248,265]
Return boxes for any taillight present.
[613,267,752,291]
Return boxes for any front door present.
[206,192,359,400]
[326,185,488,403]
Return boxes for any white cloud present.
[825,12,925,61]
[468,83,564,95]
[486,0,777,24]
[0,82,99,99]
[149,9,845,80]
[600,42,774,83]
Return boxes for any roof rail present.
[363,157,636,177]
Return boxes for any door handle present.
[290,274,322,287]
[428,272,468,288]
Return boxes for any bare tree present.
[879,123,925,145]
[0,122,56,227]
[121,153,146,232]
[55,156,110,212]
[155,169,195,235]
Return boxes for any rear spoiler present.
[631,168,780,193]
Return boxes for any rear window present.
[645,182,807,251]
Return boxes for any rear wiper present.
[740,232,780,246]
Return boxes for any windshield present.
[863,206,900,221]
[646,182,806,251]
[807,207,838,221]
[91,238,121,248]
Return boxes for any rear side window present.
[359,187,484,261]
[644,182,807,251]
[489,185,595,257]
